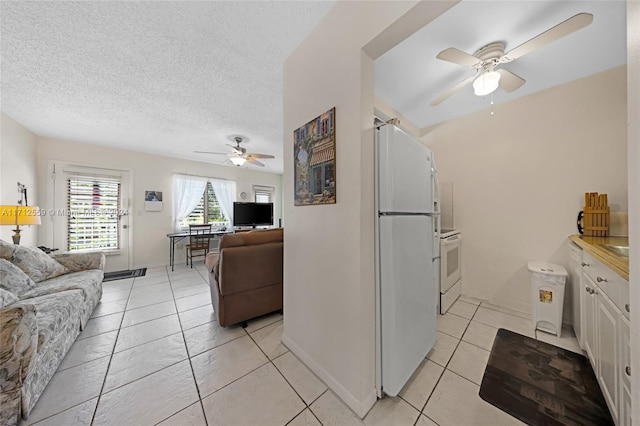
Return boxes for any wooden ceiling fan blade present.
[436,47,480,68]
[497,69,525,92]
[246,157,265,167]
[247,153,275,159]
[503,13,593,62]
[430,75,476,106]
[194,151,229,155]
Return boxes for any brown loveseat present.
[205,228,283,327]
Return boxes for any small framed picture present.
[145,191,163,211]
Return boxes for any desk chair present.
[186,224,212,268]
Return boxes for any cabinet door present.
[582,273,597,367]
[596,289,619,424]
[621,384,632,426]
[619,316,631,425]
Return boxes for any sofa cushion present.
[0,259,36,296]
[19,270,103,303]
[218,233,246,249]
[24,290,85,352]
[0,288,19,308]
[0,242,68,283]
[243,228,283,246]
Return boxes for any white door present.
[379,215,436,396]
[52,162,131,272]
[376,125,433,213]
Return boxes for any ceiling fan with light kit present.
[431,12,593,106]
[194,135,274,167]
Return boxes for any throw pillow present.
[0,244,68,283]
[0,239,16,259]
[0,258,37,295]
[0,287,19,308]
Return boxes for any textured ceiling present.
[2,2,627,173]
[1,1,335,174]
[375,1,627,130]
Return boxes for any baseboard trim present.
[281,333,376,418]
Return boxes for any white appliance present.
[375,123,438,397]
[439,229,462,314]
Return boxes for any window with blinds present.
[254,186,274,203]
[179,182,227,228]
[67,176,121,251]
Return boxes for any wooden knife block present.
[583,192,610,237]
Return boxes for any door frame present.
[47,160,134,270]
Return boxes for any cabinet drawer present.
[582,251,627,315]
[581,252,600,285]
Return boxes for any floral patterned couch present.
[0,240,105,426]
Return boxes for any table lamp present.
[0,205,41,245]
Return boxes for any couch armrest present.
[0,303,38,393]
[51,252,106,272]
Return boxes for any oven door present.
[440,234,462,293]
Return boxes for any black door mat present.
[103,268,147,282]
[479,328,614,426]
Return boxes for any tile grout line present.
[418,304,480,418]
[164,265,210,426]
[245,328,315,426]
[88,270,141,426]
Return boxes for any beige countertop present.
[569,234,629,281]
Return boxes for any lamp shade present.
[473,71,501,96]
[230,156,247,167]
[0,205,42,226]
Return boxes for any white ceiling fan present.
[431,12,593,106]
[194,136,275,167]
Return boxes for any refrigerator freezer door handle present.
[379,212,441,216]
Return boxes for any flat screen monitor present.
[233,202,274,227]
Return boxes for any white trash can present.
[528,262,568,337]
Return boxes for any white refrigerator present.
[375,123,439,397]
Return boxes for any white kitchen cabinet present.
[568,241,583,347]
[595,286,619,424]
[582,274,598,366]
[619,316,632,426]
[577,246,631,426]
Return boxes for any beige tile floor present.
[21,266,583,426]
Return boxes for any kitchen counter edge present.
[569,234,629,281]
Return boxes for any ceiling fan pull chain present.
[490,93,495,116]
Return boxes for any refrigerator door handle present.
[379,212,440,217]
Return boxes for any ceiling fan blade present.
[226,143,243,153]
[246,157,265,167]
[503,13,593,62]
[436,47,480,68]
[430,74,477,106]
[497,69,525,92]
[194,151,229,155]
[247,153,275,159]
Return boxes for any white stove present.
[439,229,462,314]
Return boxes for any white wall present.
[282,0,457,417]
[626,0,639,419]
[1,113,39,246]
[422,66,628,317]
[37,137,282,268]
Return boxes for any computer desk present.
[166,230,232,271]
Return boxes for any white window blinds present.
[253,185,274,203]
[67,176,121,251]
